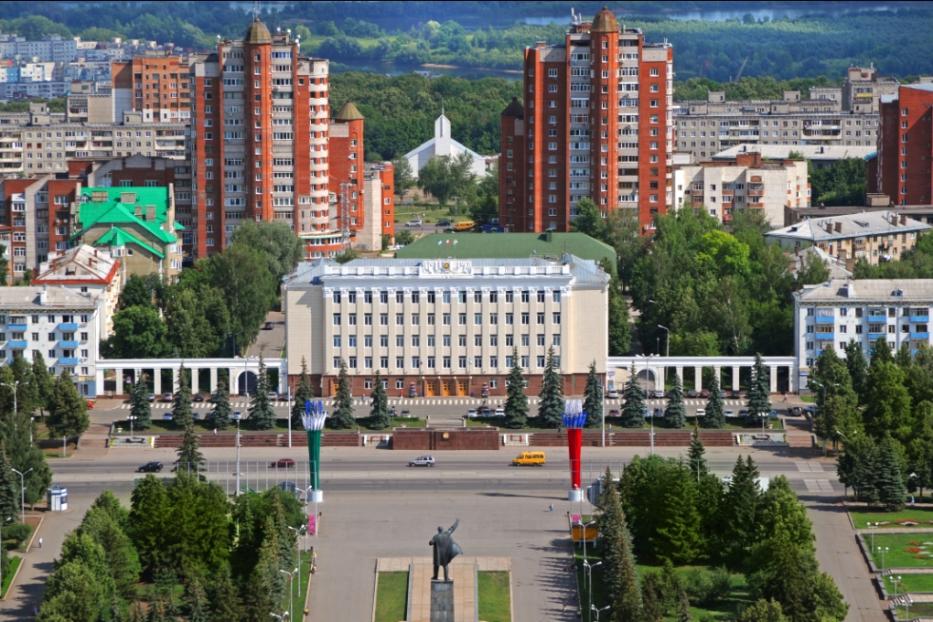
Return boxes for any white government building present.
[794,279,933,389]
[284,255,608,397]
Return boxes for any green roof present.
[73,187,179,251]
[395,232,617,268]
[94,227,164,259]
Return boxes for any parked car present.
[466,409,478,418]
[724,409,737,418]
[436,219,452,228]
[695,408,706,417]
[699,389,710,399]
[686,390,699,399]
[738,409,750,419]
[477,406,492,417]
[147,394,155,403]
[267,391,279,401]
[512,451,546,466]
[608,409,620,418]
[271,458,295,469]
[606,389,620,400]
[160,392,173,402]
[137,461,163,473]
[86,399,95,410]
[405,218,423,227]
[277,481,299,496]
[193,393,206,403]
[494,406,505,417]
[408,455,436,467]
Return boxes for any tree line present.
[599,445,847,621]
[808,338,933,511]
[103,222,302,359]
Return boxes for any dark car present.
[436,219,452,228]
[277,481,299,496]
[686,390,699,398]
[699,389,710,399]
[193,393,206,403]
[271,458,295,469]
[147,393,156,403]
[137,461,163,473]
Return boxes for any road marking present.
[804,479,819,492]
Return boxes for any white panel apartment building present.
[794,279,933,389]
[0,286,104,396]
[284,256,609,397]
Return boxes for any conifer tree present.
[600,476,643,622]
[370,372,390,429]
[247,357,275,430]
[31,351,54,417]
[747,354,771,425]
[329,360,355,429]
[688,433,707,481]
[504,348,528,429]
[130,376,151,430]
[207,380,231,430]
[702,374,725,428]
[538,347,564,428]
[664,374,686,428]
[47,370,89,438]
[176,424,205,475]
[0,445,19,520]
[719,455,762,570]
[172,365,193,429]
[876,435,907,511]
[844,340,869,404]
[583,361,603,428]
[291,358,313,431]
[621,366,646,428]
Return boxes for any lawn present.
[0,556,20,598]
[394,203,451,225]
[866,533,933,569]
[477,571,511,622]
[884,572,933,594]
[283,550,314,618]
[374,571,408,622]
[895,602,933,618]
[851,508,933,529]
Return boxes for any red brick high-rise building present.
[873,84,933,206]
[190,18,330,257]
[500,7,673,234]
[328,101,365,234]
[111,56,192,124]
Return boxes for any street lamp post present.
[583,560,602,617]
[10,467,31,524]
[880,546,889,573]
[287,386,293,448]
[279,568,297,622]
[1,381,18,418]
[657,324,670,357]
[127,415,137,439]
[233,411,242,496]
[576,519,597,564]
[590,604,610,622]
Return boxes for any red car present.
[271,458,295,469]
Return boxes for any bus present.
[451,220,475,232]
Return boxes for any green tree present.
[844,340,868,403]
[172,364,193,429]
[329,360,355,429]
[129,475,172,576]
[0,445,19,521]
[230,221,303,281]
[537,346,564,428]
[106,305,168,358]
[78,506,141,597]
[392,157,415,192]
[247,357,275,430]
[39,559,117,622]
[163,286,229,358]
[31,351,54,416]
[676,589,691,622]
[582,361,603,428]
[369,371,390,429]
[863,359,911,441]
[207,380,231,431]
[719,456,761,570]
[417,153,475,208]
[504,348,528,429]
[47,370,89,439]
[876,435,907,511]
[572,197,606,240]
[291,358,313,431]
[642,572,664,622]
[809,158,866,206]
[10,353,38,416]
[243,516,285,622]
[176,424,205,475]
[809,348,859,447]
[664,374,686,428]
[130,376,151,430]
[688,432,708,481]
[738,599,788,622]
[746,354,771,425]
[207,567,243,621]
[606,267,631,355]
[0,410,52,506]
[163,476,231,580]
[703,374,726,428]
[621,367,646,428]
[395,229,415,246]
[600,476,643,622]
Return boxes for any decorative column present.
[563,399,587,503]
[209,368,218,394]
[153,370,162,396]
[731,366,740,392]
[693,367,702,393]
[191,369,200,396]
[302,399,327,504]
[769,366,778,394]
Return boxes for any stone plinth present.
[430,580,454,622]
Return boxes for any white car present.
[695,408,706,417]
[408,455,436,467]
[494,406,505,417]
[405,219,423,227]
[466,409,478,418]
[606,389,620,399]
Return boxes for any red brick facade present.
[876,85,933,205]
[111,56,191,123]
[328,115,365,234]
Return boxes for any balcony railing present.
[58,357,79,366]
[868,314,887,323]
[8,340,27,349]
[5,323,27,332]
[814,333,835,341]
[58,322,78,332]
[910,315,930,323]
[815,316,834,324]
[911,332,930,340]
[59,340,79,349]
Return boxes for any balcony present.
[868,314,887,323]
[910,315,930,323]
[59,340,79,349]
[58,322,78,332]
[58,357,78,367]
[911,332,930,340]
[868,332,887,341]
[814,333,835,341]
[814,316,834,324]
[6,323,27,332]
[8,340,27,349]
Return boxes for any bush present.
[683,567,732,607]
[3,523,31,550]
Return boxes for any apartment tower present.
[500,7,673,234]
[190,18,330,256]
[873,83,933,206]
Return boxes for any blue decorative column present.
[302,400,327,503]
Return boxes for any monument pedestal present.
[430,580,455,622]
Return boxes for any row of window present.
[0,314,87,324]
[0,331,88,342]
[805,306,929,318]
[333,289,562,304]
[806,323,929,336]
[334,354,560,371]
[335,333,561,348]
[332,312,562,326]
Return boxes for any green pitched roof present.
[94,227,164,259]
[395,232,616,268]
[74,187,179,247]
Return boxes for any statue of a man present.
[429,519,463,581]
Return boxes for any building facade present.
[673,152,809,226]
[357,162,395,251]
[794,279,933,389]
[284,256,608,397]
[190,18,330,257]
[328,101,365,235]
[500,7,674,234]
[403,113,489,181]
[111,55,192,124]
[873,83,933,206]
[0,286,104,396]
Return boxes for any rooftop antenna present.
[251,0,260,20]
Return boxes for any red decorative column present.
[563,400,587,502]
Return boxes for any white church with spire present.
[402,111,490,180]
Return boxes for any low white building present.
[402,113,489,180]
[0,286,105,396]
[674,151,809,226]
[794,279,933,389]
